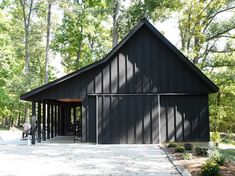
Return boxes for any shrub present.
[175,146,185,153]
[195,147,208,156]
[209,150,225,166]
[183,153,193,160]
[167,143,177,148]
[221,132,235,144]
[200,160,220,176]
[184,143,193,150]
[211,132,221,143]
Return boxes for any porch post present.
[37,101,41,143]
[47,103,50,139]
[96,95,98,144]
[55,105,57,137]
[51,103,54,138]
[73,106,76,136]
[61,106,65,135]
[58,105,61,135]
[31,101,36,145]
[42,102,46,141]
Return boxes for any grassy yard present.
[0,126,9,131]
[219,149,235,163]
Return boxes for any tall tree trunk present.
[112,0,121,48]
[19,0,34,75]
[17,112,21,127]
[45,2,52,84]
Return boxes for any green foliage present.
[175,146,185,153]
[184,143,193,151]
[195,147,208,157]
[178,0,235,134]
[167,143,177,148]
[52,1,111,73]
[209,150,226,166]
[118,0,181,40]
[200,160,220,176]
[183,153,193,160]
[211,132,221,143]
[218,148,235,163]
[220,132,235,144]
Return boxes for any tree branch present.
[207,49,235,53]
[206,25,235,41]
[208,6,235,20]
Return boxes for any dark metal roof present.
[20,18,218,100]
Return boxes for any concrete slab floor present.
[0,131,180,176]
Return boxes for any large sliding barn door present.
[90,95,160,144]
[88,94,209,144]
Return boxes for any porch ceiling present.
[57,98,82,103]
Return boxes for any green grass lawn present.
[219,147,235,163]
[0,126,9,131]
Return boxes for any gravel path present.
[0,131,180,176]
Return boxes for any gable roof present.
[20,18,218,100]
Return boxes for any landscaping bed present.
[161,142,235,176]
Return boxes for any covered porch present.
[30,98,82,145]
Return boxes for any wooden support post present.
[32,101,36,145]
[58,105,61,135]
[55,105,57,137]
[61,106,65,135]
[96,96,98,144]
[37,101,41,143]
[73,106,76,136]
[51,103,54,138]
[42,102,46,141]
[80,106,83,142]
[47,103,50,139]
[64,107,67,134]
[68,107,71,133]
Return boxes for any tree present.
[117,0,181,40]
[45,1,52,84]
[52,0,111,72]
[178,0,235,65]
[178,0,235,132]
[19,0,34,75]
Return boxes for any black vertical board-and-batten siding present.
[88,95,209,144]
[30,25,210,101]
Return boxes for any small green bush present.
[175,146,185,153]
[200,160,220,176]
[167,143,177,148]
[184,143,193,150]
[183,153,193,160]
[211,132,221,143]
[209,150,225,166]
[195,147,208,156]
[221,132,235,144]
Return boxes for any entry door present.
[91,95,160,144]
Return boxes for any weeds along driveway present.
[0,144,180,176]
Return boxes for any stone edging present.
[158,145,192,176]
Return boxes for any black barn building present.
[20,19,218,144]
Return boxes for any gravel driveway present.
[0,143,179,176]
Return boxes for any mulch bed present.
[163,145,235,176]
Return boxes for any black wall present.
[88,95,209,144]
[28,24,211,143]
